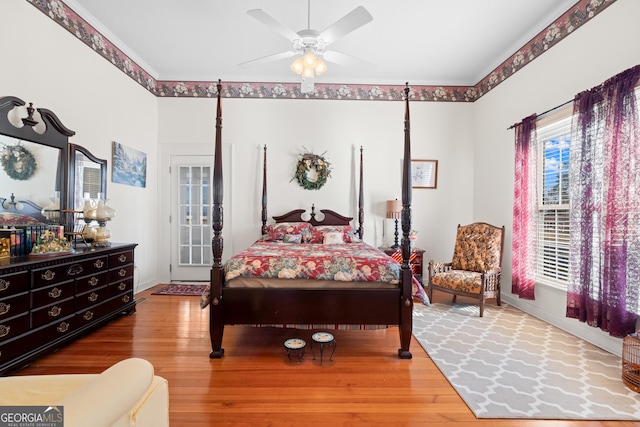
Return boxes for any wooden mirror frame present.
[0,96,73,220]
[68,143,107,211]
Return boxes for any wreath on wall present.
[1,144,37,181]
[292,150,332,190]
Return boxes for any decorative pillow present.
[322,231,344,245]
[283,234,302,244]
[309,225,359,243]
[262,222,312,242]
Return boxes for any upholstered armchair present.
[0,358,169,427]
[427,222,505,317]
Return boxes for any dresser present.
[0,243,137,375]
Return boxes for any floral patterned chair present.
[427,222,505,317]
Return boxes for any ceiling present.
[66,0,579,87]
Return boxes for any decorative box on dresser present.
[0,243,137,375]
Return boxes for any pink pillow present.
[263,222,312,242]
[309,225,359,244]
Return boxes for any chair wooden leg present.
[452,295,457,303]
[479,300,484,317]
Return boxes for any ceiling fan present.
[239,1,373,93]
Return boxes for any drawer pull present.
[118,282,127,291]
[68,264,84,276]
[48,306,62,317]
[0,279,9,292]
[42,270,56,281]
[57,322,69,333]
[83,311,94,321]
[88,292,99,302]
[48,287,62,298]
[118,268,127,277]
[94,259,105,268]
[118,254,127,263]
[0,303,9,316]
[0,325,9,337]
[122,295,131,303]
[88,277,99,286]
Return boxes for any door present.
[170,155,213,281]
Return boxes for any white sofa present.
[0,358,169,427]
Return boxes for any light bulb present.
[314,57,327,75]
[302,66,314,78]
[290,57,304,75]
[303,51,316,67]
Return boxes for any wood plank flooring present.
[13,286,639,426]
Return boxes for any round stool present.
[311,332,336,365]
[284,338,306,362]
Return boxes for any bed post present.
[398,83,413,359]
[209,79,225,358]
[358,146,364,240]
[261,145,268,235]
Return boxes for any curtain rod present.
[507,98,573,130]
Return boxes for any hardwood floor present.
[13,285,640,426]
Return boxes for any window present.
[536,116,571,287]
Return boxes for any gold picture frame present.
[411,159,438,189]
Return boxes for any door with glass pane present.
[170,155,213,281]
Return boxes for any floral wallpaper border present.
[28,0,615,101]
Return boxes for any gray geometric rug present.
[412,302,640,420]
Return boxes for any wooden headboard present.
[0,196,48,226]
[273,206,353,226]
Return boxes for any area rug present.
[151,283,207,296]
[412,302,640,420]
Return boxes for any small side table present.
[284,338,306,362]
[311,332,336,365]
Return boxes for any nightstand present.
[380,246,425,284]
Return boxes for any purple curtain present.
[566,65,640,337]
[512,114,538,300]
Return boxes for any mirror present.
[69,144,107,211]
[0,96,72,223]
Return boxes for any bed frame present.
[208,80,414,359]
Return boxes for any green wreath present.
[292,151,332,190]
[1,145,37,181]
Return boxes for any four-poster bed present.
[205,80,415,359]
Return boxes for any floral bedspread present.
[224,241,400,283]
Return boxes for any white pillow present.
[323,231,344,245]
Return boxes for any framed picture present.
[411,159,438,189]
[112,141,147,188]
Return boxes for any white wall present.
[1,0,160,292]
[155,97,475,283]
[473,0,640,356]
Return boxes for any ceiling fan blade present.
[323,50,374,68]
[247,9,300,42]
[238,51,297,67]
[320,6,373,45]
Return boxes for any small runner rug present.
[412,302,640,420]
[152,283,207,296]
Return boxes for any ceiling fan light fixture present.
[290,57,304,75]
[314,57,327,75]
[303,50,316,67]
[302,66,315,79]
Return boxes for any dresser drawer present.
[76,294,130,326]
[0,291,29,322]
[76,271,108,294]
[109,264,134,282]
[109,277,133,297]
[109,250,134,267]
[0,271,28,298]
[31,280,74,307]
[76,286,110,311]
[0,312,29,343]
[31,297,75,329]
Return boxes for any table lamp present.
[386,199,402,249]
